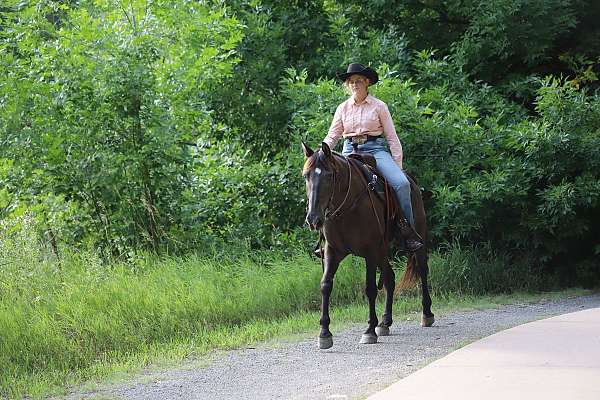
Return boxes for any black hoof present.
[375,325,390,336]
[359,333,377,344]
[318,335,333,349]
[421,314,435,327]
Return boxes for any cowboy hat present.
[336,63,379,84]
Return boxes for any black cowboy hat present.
[336,63,379,84]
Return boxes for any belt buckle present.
[352,135,368,145]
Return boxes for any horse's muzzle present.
[306,212,324,231]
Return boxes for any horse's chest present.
[323,217,381,249]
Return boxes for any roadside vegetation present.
[2,0,599,281]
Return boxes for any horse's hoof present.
[421,315,435,327]
[375,325,390,336]
[359,333,378,344]
[318,335,333,349]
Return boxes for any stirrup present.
[394,237,424,253]
[405,238,424,253]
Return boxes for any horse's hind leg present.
[318,247,344,349]
[376,261,395,336]
[360,258,379,344]
[417,249,435,327]
[409,178,434,327]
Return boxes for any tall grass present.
[0,219,565,398]
[427,241,548,295]
[0,218,366,398]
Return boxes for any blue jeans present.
[342,138,414,225]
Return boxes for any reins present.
[324,155,353,220]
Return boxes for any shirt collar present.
[350,94,372,105]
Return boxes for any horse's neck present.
[332,156,360,204]
[332,156,350,192]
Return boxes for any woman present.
[323,63,423,252]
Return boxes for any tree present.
[206,0,336,156]
[0,0,242,253]
[331,0,600,93]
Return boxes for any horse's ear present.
[321,142,332,157]
[302,142,314,158]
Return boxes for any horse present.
[302,141,434,349]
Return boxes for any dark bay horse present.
[302,142,434,349]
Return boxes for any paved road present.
[64,293,600,400]
[367,306,600,400]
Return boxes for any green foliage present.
[331,0,600,94]
[190,147,307,248]
[205,0,336,156]
[2,0,600,282]
[1,0,242,253]
[451,0,579,76]
[428,242,546,294]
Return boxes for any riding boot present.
[395,218,424,253]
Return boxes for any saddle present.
[346,152,387,200]
[344,149,401,247]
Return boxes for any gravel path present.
[65,293,600,400]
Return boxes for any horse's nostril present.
[306,213,324,230]
[314,216,323,228]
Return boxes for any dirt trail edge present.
[64,294,600,400]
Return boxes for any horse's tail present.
[396,171,426,292]
[396,254,420,291]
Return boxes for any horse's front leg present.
[360,258,379,344]
[318,246,343,349]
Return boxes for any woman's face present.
[346,74,369,98]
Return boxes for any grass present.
[0,222,594,398]
[1,224,368,399]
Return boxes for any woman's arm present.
[379,103,404,169]
[323,104,344,150]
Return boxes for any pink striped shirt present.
[324,94,404,167]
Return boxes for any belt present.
[347,135,383,145]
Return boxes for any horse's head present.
[302,142,337,230]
